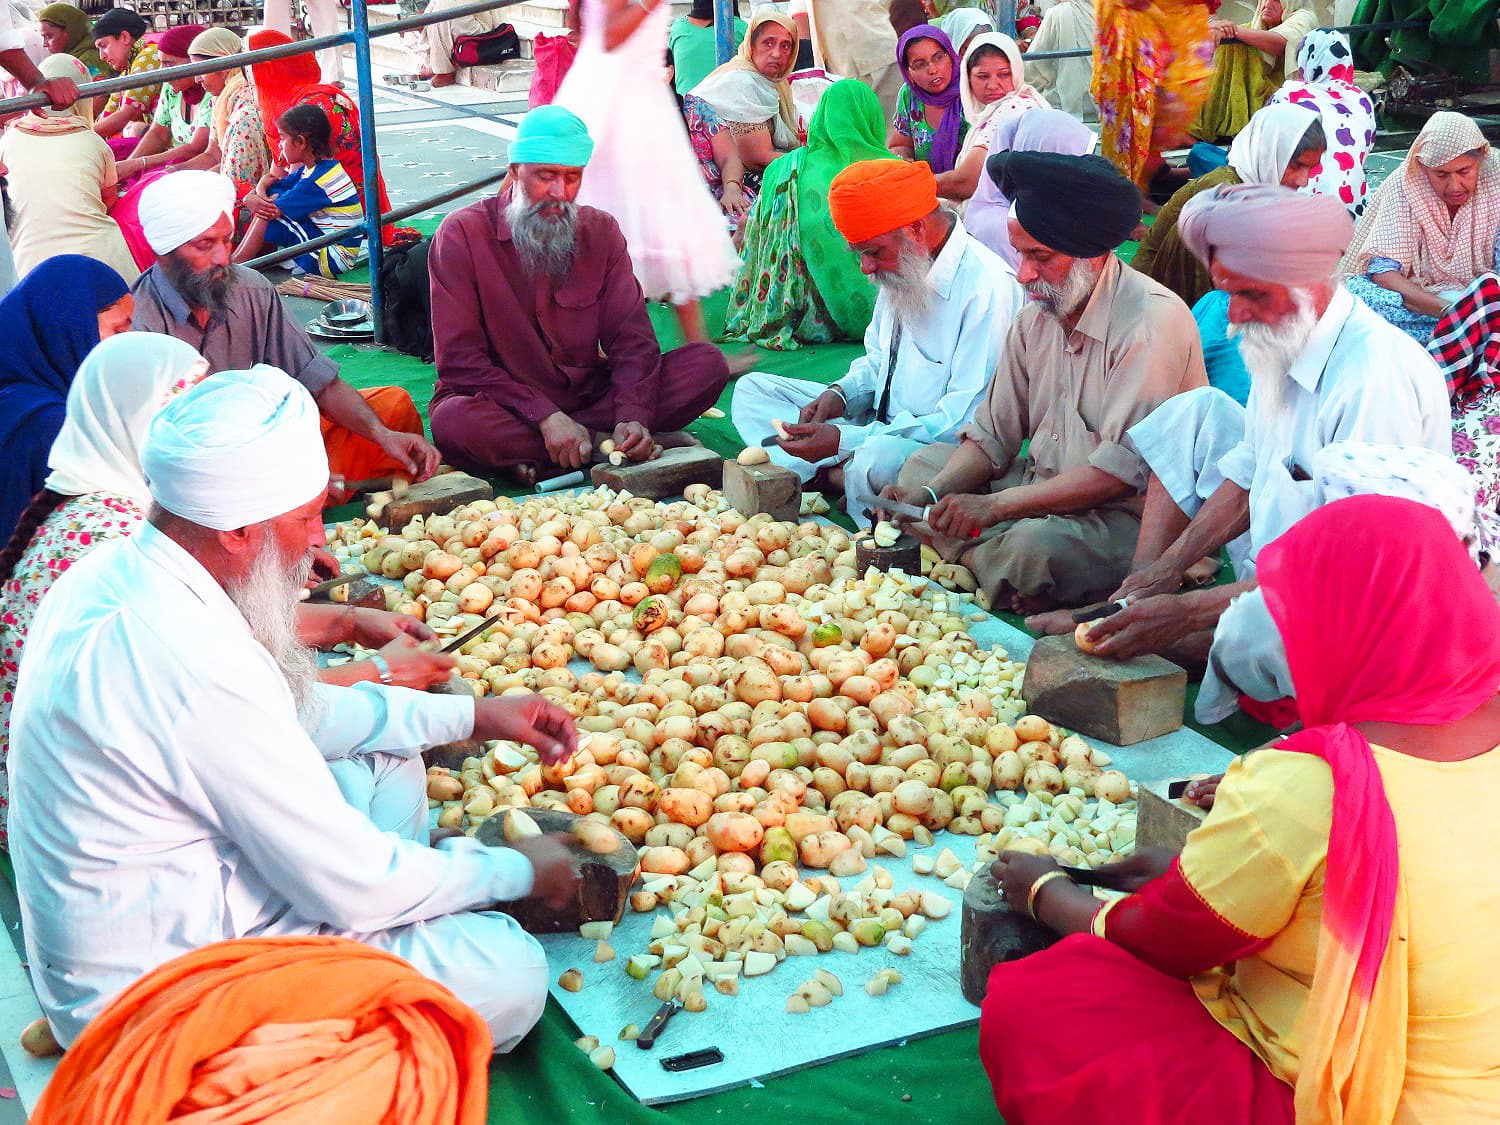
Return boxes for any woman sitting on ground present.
[113,23,213,188]
[723,79,891,350]
[0,255,131,545]
[681,93,753,227]
[1344,111,1500,343]
[983,494,1500,1124]
[188,27,271,213]
[1136,101,1324,308]
[1189,0,1317,144]
[687,12,801,189]
[966,107,1093,267]
[937,31,1047,201]
[0,55,137,282]
[37,4,108,77]
[0,335,456,850]
[234,105,364,278]
[1268,29,1376,217]
[888,25,967,172]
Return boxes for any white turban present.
[143,366,330,531]
[138,170,237,256]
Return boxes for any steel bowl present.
[322,297,371,326]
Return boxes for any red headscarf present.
[246,29,395,243]
[1258,494,1500,1121]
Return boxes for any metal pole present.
[714,0,734,65]
[350,0,386,344]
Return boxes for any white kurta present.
[1025,0,1097,121]
[732,215,1022,522]
[9,522,546,1049]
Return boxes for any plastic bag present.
[529,32,578,107]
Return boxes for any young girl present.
[233,104,364,278]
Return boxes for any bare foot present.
[431,72,457,87]
[1011,593,1057,617]
[511,461,542,488]
[725,347,759,377]
[1025,608,1077,635]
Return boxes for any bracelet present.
[723,179,742,188]
[922,485,940,505]
[367,651,394,685]
[1025,870,1069,920]
[1090,897,1119,939]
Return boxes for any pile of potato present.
[330,486,1139,1005]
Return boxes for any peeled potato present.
[1074,621,1103,654]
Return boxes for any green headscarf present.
[776,79,894,339]
[38,4,108,77]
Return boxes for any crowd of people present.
[1,0,1500,1118]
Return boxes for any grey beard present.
[507,189,578,279]
[1023,258,1099,319]
[873,243,935,324]
[226,538,321,721]
[162,250,232,313]
[1231,292,1321,461]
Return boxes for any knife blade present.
[759,435,782,447]
[636,1000,683,1049]
[875,498,930,522]
[1070,599,1130,625]
[439,611,506,654]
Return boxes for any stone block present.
[721,458,801,521]
[380,471,493,530]
[959,868,1057,1006]
[589,445,722,499]
[1136,777,1212,852]
[1021,635,1186,745]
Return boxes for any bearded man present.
[129,171,440,485]
[733,159,1021,524]
[428,106,731,486]
[1068,184,1451,678]
[880,152,1207,614]
[8,365,582,1050]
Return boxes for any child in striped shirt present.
[233,104,365,278]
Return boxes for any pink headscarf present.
[1258,494,1500,1122]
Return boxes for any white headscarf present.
[1227,101,1320,186]
[45,334,210,503]
[941,7,994,55]
[143,366,330,531]
[959,32,1048,156]
[138,170,237,256]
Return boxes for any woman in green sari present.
[724,79,893,351]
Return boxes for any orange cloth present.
[828,158,939,243]
[31,935,492,1125]
[322,385,424,482]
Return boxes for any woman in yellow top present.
[982,494,1500,1124]
[1190,0,1319,142]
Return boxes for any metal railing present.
[0,0,528,341]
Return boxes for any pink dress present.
[556,0,740,304]
[0,494,143,849]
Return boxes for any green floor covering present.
[322,230,1269,1123]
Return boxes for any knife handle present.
[636,1002,677,1049]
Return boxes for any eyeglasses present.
[907,55,949,75]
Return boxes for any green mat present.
[320,227,1268,1123]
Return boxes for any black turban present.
[984,151,1141,257]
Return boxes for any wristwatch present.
[368,652,394,685]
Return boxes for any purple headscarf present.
[967,108,1094,266]
[896,24,964,174]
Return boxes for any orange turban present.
[31,936,492,1125]
[829,159,940,244]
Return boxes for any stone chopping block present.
[721,458,801,521]
[379,471,493,529]
[589,445,723,499]
[854,531,922,575]
[960,867,1057,1006]
[1021,635,1187,746]
[1136,777,1212,852]
[476,808,640,933]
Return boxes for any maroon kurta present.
[428,190,729,472]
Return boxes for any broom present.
[276,277,372,302]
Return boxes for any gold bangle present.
[1090,897,1119,939]
[1026,870,1069,920]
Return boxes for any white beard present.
[225,538,321,721]
[1230,291,1321,459]
[873,241,936,324]
[507,179,578,279]
[1023,258,1100,320]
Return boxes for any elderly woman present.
[0,256,131,544]
[37,4,107,76]
[1269,30,1377,217]
[688,12,801,181]
[983,494,1500,1124]
[888,25,967,172]
[1189,0,1318,143]
[187,27,270,210]
[723,79,891,349]
[0,55,137,282]
[966,107,1094,266]
[1345,111,1500,342]
[1135,102,1324,307]
[937,31,1047,200]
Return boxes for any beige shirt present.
[807,0,896,77]
[961,256,1207,510]
[0,127,138,283]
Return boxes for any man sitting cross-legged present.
[428,106,731,486]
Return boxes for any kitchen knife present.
[636,1000,683,1049]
